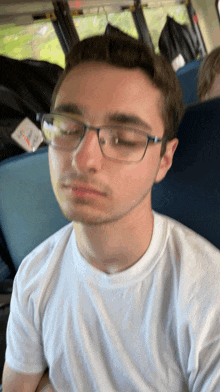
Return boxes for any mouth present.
[71,185,106,199]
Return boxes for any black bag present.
[159,16,200,64]
[0,56,63,161]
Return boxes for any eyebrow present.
[107,113,153,132]
[53,103,85,116]
[53,103,153,132]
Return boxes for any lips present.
[72,184,106,198]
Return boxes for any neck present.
[73,206,154,274]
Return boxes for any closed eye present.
[112,135,147,148]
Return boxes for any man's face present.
[49,62,177,225]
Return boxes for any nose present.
[71,128,103,173]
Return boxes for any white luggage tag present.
[11,117,43,152]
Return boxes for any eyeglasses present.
[40,113,164,163]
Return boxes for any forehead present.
[54,62,164,133]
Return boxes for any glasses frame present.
[38,113,165,163]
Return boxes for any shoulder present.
[154,211,220,259]
[154,212,220,304]
[19,222,73,271]
[154,211,220,288]
[13,223,74,304]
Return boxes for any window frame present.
[216,0,220,23]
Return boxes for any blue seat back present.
[0,148,68,271]
[152,97,220,250]
[176,58,203,105]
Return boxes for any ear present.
[155,138,178,183]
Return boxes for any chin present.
[61,207,129,227]
[60,207,108,226]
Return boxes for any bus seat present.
[0,147,68,272]
[176,58,203,105]
[152,96,220,250]
[0,97,220,274]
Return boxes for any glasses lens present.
[99,127,148,162]
[42,114,84,150]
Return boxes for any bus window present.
[73,13,106,39]
[73,9,138,40]
[143,3,191,53]
[0,21,65,67]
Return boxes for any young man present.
[198,46,220,100]
[3,35,220,391]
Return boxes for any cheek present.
[48,149,66,190]
[49,150,58,184]
[112,162,157,200]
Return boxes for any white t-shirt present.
[5,212,220,391]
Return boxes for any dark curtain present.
[159,16,200,64]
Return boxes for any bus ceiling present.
[0,1,191,25]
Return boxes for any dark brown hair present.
[51,34,185,155]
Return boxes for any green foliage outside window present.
[74,10,138,40]
[0,4,190,66]
[0,22,65,67]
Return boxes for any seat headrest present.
[152,97,220,250]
